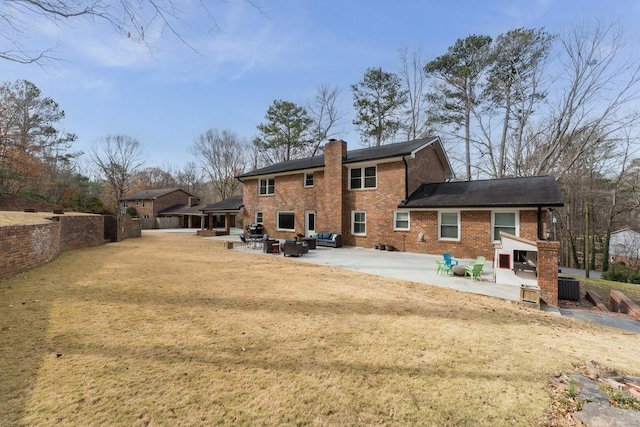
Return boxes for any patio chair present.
[443,253,458,270]
[434,259,450,275]
[239,235,249,249]
[465,262,484,280]
[283,240,307,257]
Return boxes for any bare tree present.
[0,1,259,65]
[307,84,345,156]
[90,134,145,211]
[526,22,640,178]
[398,47,429,140]
[190,128,247,200]
[176,161,204,196]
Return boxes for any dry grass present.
[0,211,93,226]
[1,233,639,426]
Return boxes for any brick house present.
[236,138,564,260]
[119,188,201,229]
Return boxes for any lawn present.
[1,232,639,426]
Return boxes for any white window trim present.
[393,211,410,231]
[277,211,296,232]
[255,211,263,224]
[351,211,367,236]
[348,165,377,190]
[258,177,275,196]
[438,210,460,241]
[492,210,519,242]
[304,172,314,188]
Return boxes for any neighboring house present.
[236,138,564,260]
[609,228,640,266]
[199,195,244,236]
[119,188,201,229]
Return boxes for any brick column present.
[323,139,346,233]
[537,240,560,306]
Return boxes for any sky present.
[4,0,640,171]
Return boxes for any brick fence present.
[0,215,141,280]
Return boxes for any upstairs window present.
[349,166,376,189]
[304,173,314,187]
[259,178,275,195]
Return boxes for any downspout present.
[537,207,544,240]
[403,156,409,200]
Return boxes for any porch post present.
[224,212,230,233]
[207,212,213,230]
[537,240,560,307]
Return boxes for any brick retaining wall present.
[0,222,61,279]
[0,214,137,280]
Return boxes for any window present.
[394,211,410,230]
[142,200,145,207]
[123,201,128,208]
[277,212,295,231]
[439,212,459,240]
[493,212,517,241]
[304,173,314,187]
[255,211,263,224]
[259,178,275,195]
[349,166,376,189]
[352,211,366,235]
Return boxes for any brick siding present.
[240,140,549,261]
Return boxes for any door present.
[305,211,316,237]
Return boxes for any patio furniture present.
[239,235,250,249]
[435,259,450,275]
[262,238,279,253]
[464,257,486,280]
[301,237,317,249]
[282,240,308,257]
[443,253,458,270]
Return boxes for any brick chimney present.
[323,139,346,233]
[188,196,198,207]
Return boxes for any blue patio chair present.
[443,253,458,270]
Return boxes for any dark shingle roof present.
[236,137,445,179]
[201,195,244,212]
[158,204,204,215]
[400,176,564,209]
[120,188,193,201]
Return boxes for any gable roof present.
[400,176,564,209]
[236,137,452,180]
[201,195,244,212]
[120,188,194,201]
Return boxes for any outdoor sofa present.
[314,232,342,248]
